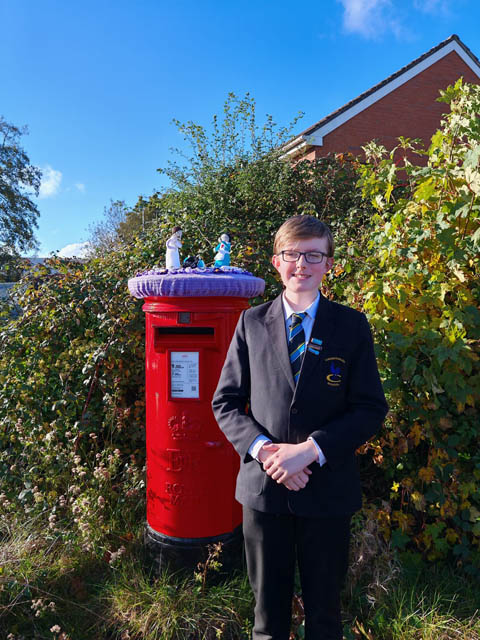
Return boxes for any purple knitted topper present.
[128,266,265,299]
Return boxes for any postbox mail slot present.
[154,326,216,351]
[155,327,214,336]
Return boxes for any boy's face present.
[272,236,333,299]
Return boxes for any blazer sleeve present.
[212,310,269,463]
[309,313,388,470]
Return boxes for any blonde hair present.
[273,215,334,256]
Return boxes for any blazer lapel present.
[265,295,295,393]
[294,293,334,400]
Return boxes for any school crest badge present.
[325,356,345,387]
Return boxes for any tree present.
[0,117,41,280]
[92,94,372,298]
[121,93,372,300]
[117,192,172,242]
[86,199,129,255]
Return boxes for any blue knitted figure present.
[214,233,231,267]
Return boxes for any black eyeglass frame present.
[279,250,330,264]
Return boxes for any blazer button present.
[291,407,298,414]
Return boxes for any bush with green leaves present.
[352,79,480,572]
[0,94,372,563]
[0,241,160,554]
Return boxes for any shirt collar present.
[282,292,320,321]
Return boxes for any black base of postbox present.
[144,523,244,575]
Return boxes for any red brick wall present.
[306,51,479,160]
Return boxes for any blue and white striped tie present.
[288,312,306,385]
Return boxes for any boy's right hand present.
[258,443,312,491]
[282,468,312,491]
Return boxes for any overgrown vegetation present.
[1,85,479,637]
[351,78,480,573]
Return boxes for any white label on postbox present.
[170,352,199,398]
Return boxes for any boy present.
[212,216,388,640]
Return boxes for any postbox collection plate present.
[170,351,199,399]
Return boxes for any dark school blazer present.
[212,293,388,517]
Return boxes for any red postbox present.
[128,269,264,570]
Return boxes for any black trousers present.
[243,507,351,640]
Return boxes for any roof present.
[283,34,480,156]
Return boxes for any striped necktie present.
[288,312,306,385]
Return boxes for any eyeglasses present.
[280,250,329,264]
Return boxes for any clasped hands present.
[258,440,318,492]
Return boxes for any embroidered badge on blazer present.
[325,356,346,387]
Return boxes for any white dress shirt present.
[248,293,327,466]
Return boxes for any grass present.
[1,518,113,639]
[1,514,480,640]
[0,517,253,640]
[106,558,252,640]
[345,564,480,640]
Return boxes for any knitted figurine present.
[214,233,231,267]
[165,227,183,269]
[183,254,206,269]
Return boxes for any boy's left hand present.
[262,441,318,483]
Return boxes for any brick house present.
[283,34,480,161]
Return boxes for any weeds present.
[106,555,252,640]
[194,543,225,594]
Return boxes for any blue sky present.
[1,0,478,256]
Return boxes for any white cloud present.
[413,0,448,13]
[58,242,91,258]
[75,183,86,193]
[338,0,408,40]
[39,165,62,198]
